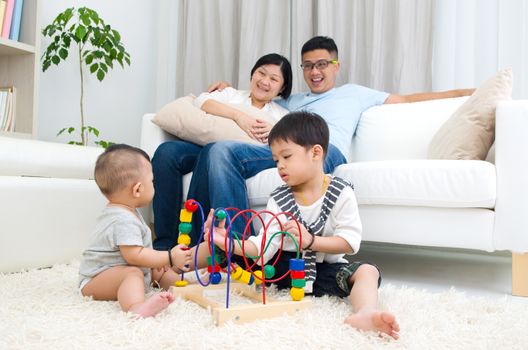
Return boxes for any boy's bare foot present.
[129,292,175,318]
[344,309,400,340]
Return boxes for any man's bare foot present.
[129,292,175,318]
[344,309,400,340]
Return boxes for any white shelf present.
[0,0,40,138]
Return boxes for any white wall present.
[38,0,158,147]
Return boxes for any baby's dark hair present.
[268,111,329,155]
[94,144,151,196]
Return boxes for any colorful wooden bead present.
[175,280,188,287]
[184,199,198,212]
[291,270,305,279]
[253,270,263,285]
[239,270,252,284]
[215,209,227,220]
[291,278,306,288]
[290,287,304,301]
[264,264,275,278]
[207,264,221,273]
[179,208,193,222]
[289,258,305,271]
[178,222,192,233]
[231,266,243,280]
[177,234,191,246]
[211,272,222,284]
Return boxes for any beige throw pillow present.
[152,95,277,146]
[427,68,513,160]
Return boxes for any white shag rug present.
[1,261,527,350]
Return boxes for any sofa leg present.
[512,252,528,297]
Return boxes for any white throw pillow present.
[152,95,276,146]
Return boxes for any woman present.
[152,53,293,250]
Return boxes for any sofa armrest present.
[140,114,178,158]
[494,100,528,252]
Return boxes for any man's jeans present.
[152,140,347,250]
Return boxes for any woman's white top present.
[194,87,288,122]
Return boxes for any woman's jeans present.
[151,140,347,250]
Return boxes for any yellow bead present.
[290,287,304,301]
[177,234,191,246]
[180,208,193,223]
[253,270,263,285]
[231,266,243,280]
[175,280,188,287]
[239,270,252,284]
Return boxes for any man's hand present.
[207,81,231,93]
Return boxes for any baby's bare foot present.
[345,309,400,340]
[130,292,175,318]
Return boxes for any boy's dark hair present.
[94,144,151,196]
[301,36,339,58]
[250,53,293,99]
[268,111,329,155]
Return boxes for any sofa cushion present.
[0,137,103,179]
[351,97,468,161]
[334,160,496,209]
[183,160,496,209]
[428,68,513,160]
[152,95,276,146]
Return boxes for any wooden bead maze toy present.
[170,200,312,326]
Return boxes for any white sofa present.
[0,137,107,272]
[141,96,528,296]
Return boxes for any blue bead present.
[289,258,305,271]
[211,272,222,284]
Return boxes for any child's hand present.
[170,244,192,272]
[283,220,313,250]
[203,209,229,250]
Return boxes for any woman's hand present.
[207,81,231,93]
[252,119,273,144]
[233,113,261,141]
[282,220,313,250]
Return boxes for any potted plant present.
[41,7,131,147]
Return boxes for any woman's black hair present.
[250,53,293,99]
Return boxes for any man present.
[165,36,474,241]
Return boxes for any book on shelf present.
[9,0,22,41]
[0,86,16,132]
[0,0,6,32]
[1,0,14,39]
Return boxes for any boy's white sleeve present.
[193,87,237,109]
[331,186,363,254]
[247,197,290,265]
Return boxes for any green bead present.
[215,209,227,220]
[178,222,192,233]
[264,264,275,278]
[207,256,213,265]
[291,278,306,288]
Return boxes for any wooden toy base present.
[170,282,312,326]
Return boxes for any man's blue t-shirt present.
[278,84,389,158]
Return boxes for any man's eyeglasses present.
[300,59,338,71]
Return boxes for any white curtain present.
[292,0,434,94]
[433,0,528,98]
[154,0,435,108]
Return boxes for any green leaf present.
[112,29,121,42]
[59,48,68,60]
[75,25,87,41]
[96,69,105,81]
[85,54,94,64]
[90,63,98,73]
[68,127,75,134]
[51,55,60,65]
[56,127,67,136]
[100,63,108,73]
[81,13,90,26]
